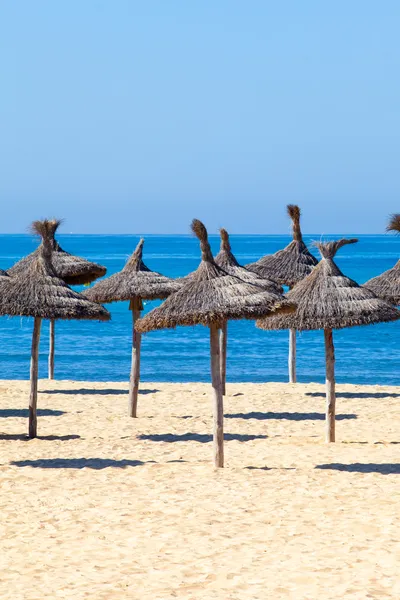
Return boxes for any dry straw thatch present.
[246,205,318,286]
[8,219,106,285]
[137,221,294,333]
[247,205,319,383]
[215,229,284,293]
[257,239,399,331]
[257,238,400,442]
[364,214,400,305]
[83,238,180,304]
[214,228,285,393]
[83,238,181,418]
[8,218,107,379]
[136,219,295,468]
[0,221,110,322]
[0,220,110,439]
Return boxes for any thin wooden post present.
[29,317,42,439]
[128,298,142,418]
[48,319,55,380]
[288,328,297,383]
[324,328,336,442]
[210,323,224,468]
[287,284,297,383]
[219,322,227,396]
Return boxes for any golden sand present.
[0,379,398,599]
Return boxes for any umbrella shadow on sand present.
[40,388,159,396]
[0,434,80,441]
[316,463,400,475]
[138,433,268,443]
[224,411,357,421]
[306,392,400,399]
[0,408,65,418]
[11,458,154,469]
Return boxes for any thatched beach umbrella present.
[0,221,110,438]
[364,214,400,305]
[256,238,400,442]
[8,219,107,379]
[83,238,181,418]
[246,205,318,383]
[214,228,285,394]
[136,220,295,468]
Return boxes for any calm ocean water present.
[0,233,398,385]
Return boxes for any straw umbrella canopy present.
[246,205,318,284]
[246,205,318,384]
[256,238,400,442]
[0,221,110,438]
[82,238,181,418]
[8,219,107,379]
[364,214,400,305]
[136,219,295,468]
[215,229,284,293]
[8,219,106,284]
[214,228,284,394]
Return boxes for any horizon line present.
[0,231,389,237]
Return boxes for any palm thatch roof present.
[0,221,110,321]
[257,238,400,331]
[82,238,181,304]
[364,214,400,305]
[0,269,8,277]
[8,219,106,285]
[136,220,295,333]
[214,229,284,294]
[246,205,318,286]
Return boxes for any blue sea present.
[0,234,398,385]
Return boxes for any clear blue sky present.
[1,1,399,233]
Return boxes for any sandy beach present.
[0,379,398,599]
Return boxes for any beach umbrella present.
[256,238,400,442]
[8,219,106,379]
[0,221,110,438]
[246,205,318,383]
[135,219,295,468]
[364,214,400,305]
[82,238,181,418]
[214,228,285,394]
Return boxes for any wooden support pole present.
[219,322,227,396]
[324,328,336,442]
[29,317,42,439]
[48,319,55,380]
[210,323,224,468]
[128,298,142,418]
[288,328,297,383]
